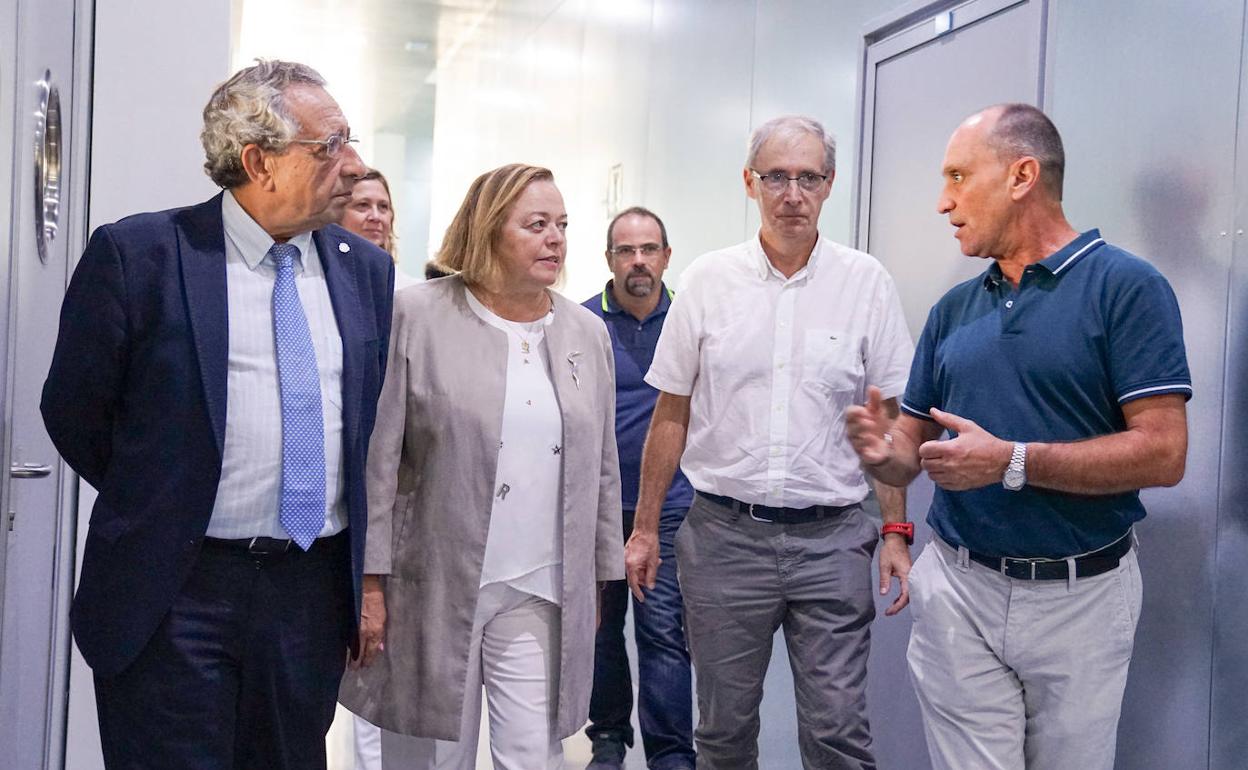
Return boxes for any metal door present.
[0,0,89,766]
[855,2,1045,768]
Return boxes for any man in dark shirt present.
[847,103,1190,770]
[583,207,695,770]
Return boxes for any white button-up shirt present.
[645,233,913,508]
[207,191,346,539]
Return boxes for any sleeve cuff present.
[643,369,694,397]
[1117,382,1193,404]
[900,400,936,421]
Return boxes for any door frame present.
[851,0,1049,251]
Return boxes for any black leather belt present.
[966,533,1132,580]
[697,491,855,524]
[201,530,346,564]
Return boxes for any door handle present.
[10,463,52,479]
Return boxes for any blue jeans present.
[588,507,695,769]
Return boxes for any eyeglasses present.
[610,243,664,258]
[290,133,359,159]
[750,169,829,193]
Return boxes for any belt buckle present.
[1000,557,1037,580]
[746,502,773,523]
[247,536,292,556]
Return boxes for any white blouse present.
[466,290,565,605]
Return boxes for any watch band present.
[881,521,914,545]
[1003,441,1028,491]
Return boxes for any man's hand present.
[350,575,387,670]
[919,408,1012,491]
[847,386,894,467]
[878,533,911,616]
[624,529,661,602]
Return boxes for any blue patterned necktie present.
[270,242,326,550]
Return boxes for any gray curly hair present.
[201,60,327,188]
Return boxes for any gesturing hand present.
[846,386,893,467]
[919,408,1013,491]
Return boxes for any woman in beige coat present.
[339,163,624,769]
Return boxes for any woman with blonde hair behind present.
[340,163,623,769]
[339,167,420,291]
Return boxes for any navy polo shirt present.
[902,230,1191,558]
[584,282,694,511]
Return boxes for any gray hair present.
[746,115,836,174]
[985,103,1066,200]
[201,59,327,188]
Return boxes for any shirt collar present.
[750,231,822,282]
[981,228,1105,290]
[222,190,316,274]
[600,280,674,320]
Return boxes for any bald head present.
[974,104,1066,201]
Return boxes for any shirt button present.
[1005,300,1014,308]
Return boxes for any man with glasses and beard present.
[582,207,696,770]
[627,116,915,768]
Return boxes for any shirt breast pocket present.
[802,329,863,394]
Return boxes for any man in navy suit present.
[41,60,394,769]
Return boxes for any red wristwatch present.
[881,522,914,545]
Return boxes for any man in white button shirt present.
[625,115,915,769]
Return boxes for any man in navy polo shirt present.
[848,103,1190,770]
[583,206,696,770]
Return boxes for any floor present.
[326,611,653,769]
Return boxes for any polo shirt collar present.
[222,190,315,274]
[1037,229,1105,275]
[750,231,822,282]
[981,228,1105,290]
[600,280,674,320]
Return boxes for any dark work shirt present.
[902,230,1191,558]
[584,281,694,511]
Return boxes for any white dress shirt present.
[465,290,564,605]
[206,191,346,539]
[645,233,914,509]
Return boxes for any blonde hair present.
[357,168,399,257]
[435,164,554,287]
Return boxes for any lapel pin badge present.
[568,351,582,390]
[338,242,350,253]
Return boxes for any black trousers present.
[94,531,353,770]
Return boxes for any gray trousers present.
[675,493,878,770]
[908,536,1142,770]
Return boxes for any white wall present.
[66,2,232,767]
[427,0,901,304]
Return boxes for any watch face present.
[1003,468,1025,490]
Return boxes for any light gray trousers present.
[908,536,1142,770]
[675,493,878,770]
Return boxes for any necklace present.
[476,288,552,323]
[503,319,544,360]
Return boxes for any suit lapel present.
[176,194,229,456]
[314,228,365,446]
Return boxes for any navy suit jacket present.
[41,194,394,677]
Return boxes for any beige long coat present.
[339,276,624,740]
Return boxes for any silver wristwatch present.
[1003,442,1027,491]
